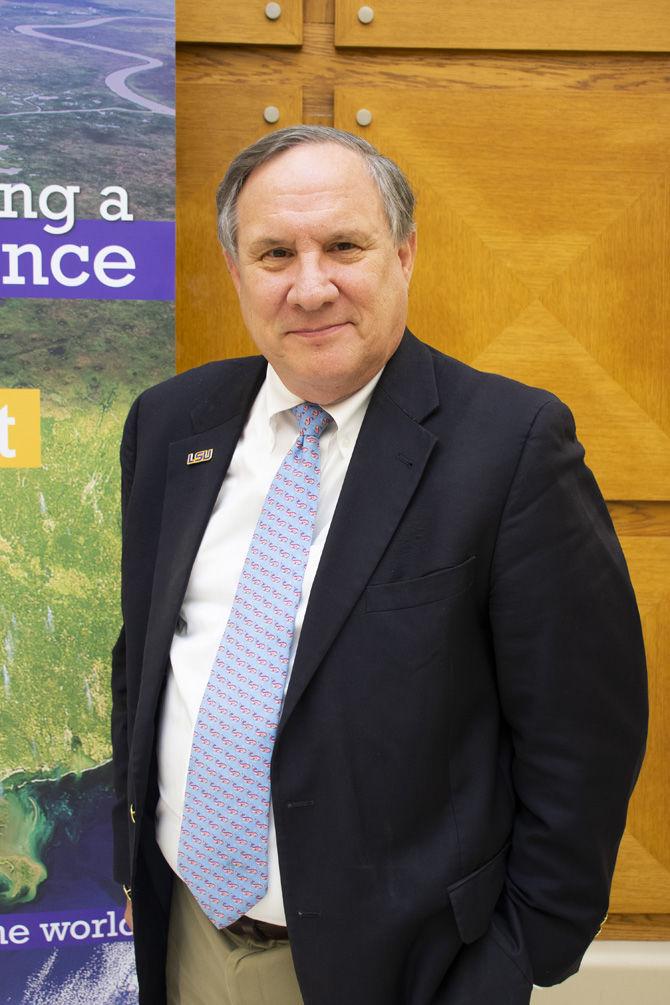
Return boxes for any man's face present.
[225,142,416,405]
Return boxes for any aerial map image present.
[1,2,175,1001]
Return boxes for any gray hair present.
[216,125,415,257]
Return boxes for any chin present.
[305,370,371,405]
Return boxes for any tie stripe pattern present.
[178,402,332,928]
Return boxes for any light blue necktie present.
[178,402,332,928]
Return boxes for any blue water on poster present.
[1,765,138,1003]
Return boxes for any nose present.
[286,254,338,311]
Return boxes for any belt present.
[227,915,289,941]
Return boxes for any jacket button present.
[129,803,136,823]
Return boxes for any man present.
[111,126,647,1005]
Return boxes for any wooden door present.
[334,84,670,919]
[176,85,302,371]
[178,0,303,44]
[335,0,670,50]
[176,0,670,937]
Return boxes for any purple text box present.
[0,218,175,301]
[0,907,132,950]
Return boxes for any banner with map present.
[0,2,175,1001]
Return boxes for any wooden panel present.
[336,0,670,52]
[600,915,670,940]
[601,535,670,915]
[177,0,303,45]
[616,538,670,895]
[609,503,670,539]
[176,15,670,933]
[180,35,670,133]
[335,86,670,501]
[610,833,670,914]
[306,0,334,22]
[176,85,302,371]
[596,512,669,924]
[609,534,670,915]
[335,86,670,917]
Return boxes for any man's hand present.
[124,896,133,932]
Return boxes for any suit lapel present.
[140,359,266,701]
[139,334,439,734]
[278,331,440,734]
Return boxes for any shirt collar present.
[264,363,304,430]
[264,363,383,458]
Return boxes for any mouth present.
[287,322,350,338]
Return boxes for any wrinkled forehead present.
[241,142,373,195]
[235,142,389,238]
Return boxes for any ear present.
[397,229,417,283]
[224,251,241,295]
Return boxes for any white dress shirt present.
[155,363,382,925]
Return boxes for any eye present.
[263,247,291,260]
[331,241,357,252]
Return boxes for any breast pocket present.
[365,555,476,613]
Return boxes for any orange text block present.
[0,389,41,468]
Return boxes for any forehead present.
[235,142,388,240]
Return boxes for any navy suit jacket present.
[111,330,647,1004]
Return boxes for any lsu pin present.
[187,448,213,465]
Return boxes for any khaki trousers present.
[166,878,304,1005]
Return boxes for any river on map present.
[1,761,138,1003]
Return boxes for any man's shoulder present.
[127,355,264,427]
[120,355,266,448]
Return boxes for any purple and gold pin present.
[187,448,213,465]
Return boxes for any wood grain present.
[179,27,670,93]
[334,85,670,500]
[471,304,670,501]
[335,0,670,52]
[610,831,670,913]
[174,6,670,927]
[305,0,334,23]
[609,503,670,537]
[176,83,302,372]
[618,538,670,885]
[179,22,670,125]
[177,0,303,45]
[600,915,670,940]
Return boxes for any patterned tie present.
[177,402,333,928]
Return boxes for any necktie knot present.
[291,402,333,440]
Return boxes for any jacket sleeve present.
[111,394,140,888]
[487,397,648,986]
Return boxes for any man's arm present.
[487,397,648,986]
[111,396,140,903]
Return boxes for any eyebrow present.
[246,238,289,256]
[327,230,370,245]
[245,229,371,257]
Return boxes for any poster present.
[0,2,175,1000]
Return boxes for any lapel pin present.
[187,448,213,465]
